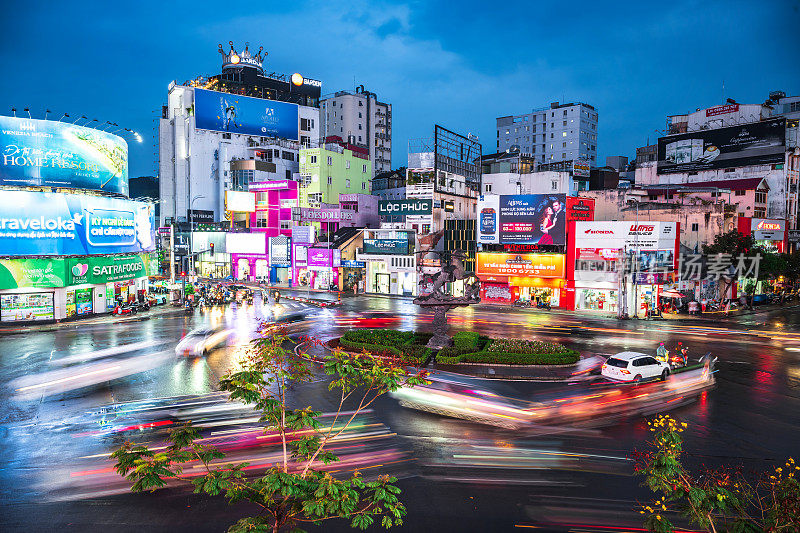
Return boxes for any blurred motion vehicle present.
[337,312,400,328]
[175,326,231,357]
[601,352,670,382]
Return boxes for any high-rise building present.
[496,101,598,166]
[159,43,323,226]
[320,86,392,175]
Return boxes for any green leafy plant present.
[635,414,800,532]
[112,327,429,532]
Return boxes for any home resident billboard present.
[477,194,567,245]
[657,117,785,174]
[0,116,128,195]
[194,88,299,140]
[0,190,155,256]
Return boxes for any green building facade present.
[298,146,372,207]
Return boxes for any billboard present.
[0,190,154,256]
[0,258,67,290]
[307,248,339,268]
[657,118,785,174]
[66,253,153,285]
[225,190,256,212]
[0,116,128,195]
[298,207,353,222]
[566,196,595,222]
[378,199,433,216]
[477,194,567,245]
[363,239,409,255]
[194,88,299,140]
[226,232,266,254]
[751,218,785,241]
[476,253,565,278]
[574,221,678,250]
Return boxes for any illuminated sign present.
[0,116,128,194]
[476,253,565,278]
[194,88,299,140]
[298,208,353,221]
[225,190,256,212]
[378,199,433,216]
[706,104,739,117]
[751,218,785,241]
[477,194,567,245]
[0,190,154,256]
[291,73,304,86]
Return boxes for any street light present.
[189,195,206,279]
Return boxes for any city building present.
[496,101,599,166]
[159,43,322,227]
[0,115,156,322]
[298,143,372,207]
[356,228,416,296]
[320,86,392,175]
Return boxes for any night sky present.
[2,0,799,178]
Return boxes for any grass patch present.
[436,337,578,366]
[339,329,430,365]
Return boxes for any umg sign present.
[378,199,433,216]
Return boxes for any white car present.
[601,351,671,382]
[175,327,231,358]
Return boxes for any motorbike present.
[536,301,551,311]
[512,299,531,308]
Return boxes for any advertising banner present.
[225,191,256,213]
[66,253,153,285]
[0,190,155,256]
[307,248,334,268]
[188,209,214,224]
[363,239,409,255]
[575,221,678,250]
[566,196,595,222]
[476,253,565,278]
[572,160,591,178]
[0,258,67,290]
[248,180,293,191]
[194,88,299,140]
[298,208,353,222]
[788,229,800,243]
[269,236,291,266]
[226,232,266,254]
[751,218,785,241]
[657,118,785,174]
[0,116,128,195]
[477,194,567,245]
[378,199,433,216]
[1,292,54,322]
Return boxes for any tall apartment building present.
[496,101,598,166]
[298,143,372,207]
[320,86,392,175]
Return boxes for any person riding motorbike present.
[656,342,669,363]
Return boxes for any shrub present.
[436,355,463,365]
[462,351,579,365]
[398,344,432,364]
[342,329,414,346]
[339,337,400,357]
[487,338,572,355]
[453,331,481,350]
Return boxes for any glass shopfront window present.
[576,288,618,313]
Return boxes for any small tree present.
[112,327,428,532]
[702,230,755,257]
[635,414,800,532]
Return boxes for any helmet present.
[659,342,665,346]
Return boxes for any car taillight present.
[620,369,631,375]
[601,364,607,370]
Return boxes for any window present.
[735,189,746,196]
[754,208,766,218]
[563,142,567,147]
[345,160,350,169]
[691,223,699,231]
[358,100,363,106]
[551,180,558,190]
[563,110,567,116]
[755,191,767,204]
[362,164,367,173]
[358,123,362,130]
[550,133,554,139]
[358,112,362,118]
[326,156,332,165]
[485,183,492,193]
[562,153,566,159]
[280,221,290,230]
[562,131,567,137]
[358,136,362,142]
[648,195,658,201]
[256,211,268,228]
[327,176,333,185]
[362,182,367,190]
[256,192,268,204]
[563,120,567,126]
[346,179,351,188]
[285,169,292,180]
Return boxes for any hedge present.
[453,331,481,350]
[338,330,429,364]
[487,338,574,355]
[462,350,579,365]
[342,329,415,346]
[339,337,400,357]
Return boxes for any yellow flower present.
[656,514,662,520]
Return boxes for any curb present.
[0,307,187,335]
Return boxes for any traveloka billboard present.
[194,88,299,140]
[0,190,155,256]
[0,116,128,195]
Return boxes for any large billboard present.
[657,118,785,174]
[0,190,155,256]
[751,218,785,241]
[478,194,567,245]
[574,221,678,250]
[194,88,299,140]
[0,116,128,194]
[476,253,565,278]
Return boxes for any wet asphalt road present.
[1,295,800,532]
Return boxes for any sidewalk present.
[0,305,188,335]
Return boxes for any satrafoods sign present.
[67,254,152,285]
[575,221,677,249]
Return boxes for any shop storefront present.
[342,260,366,293]
[476,252,566,306]
[269,235,292,285]
[566,221,680,315]
[362,256,417,296]
[0,254,155,322]
[306,248,340,290]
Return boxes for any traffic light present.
[209,242,215,256]
[181,271,186,277]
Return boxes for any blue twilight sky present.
[2,0,799,178]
